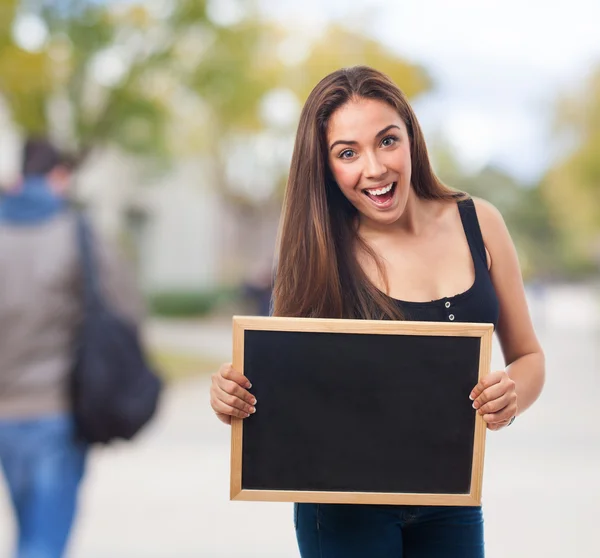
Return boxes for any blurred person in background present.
[210,66,545,557]
[0,138,144,558]
[242,259,274,316]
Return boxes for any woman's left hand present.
[469,371,518,431]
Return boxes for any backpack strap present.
[75,214,104,311]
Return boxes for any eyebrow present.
[329,124,401,152]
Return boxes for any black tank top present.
[390,198,499,330]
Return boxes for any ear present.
[47,165,71,195]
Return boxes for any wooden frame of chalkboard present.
[230,316,493,506]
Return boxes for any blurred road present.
[0,287,599,557]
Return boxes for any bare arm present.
[469,198,545,429]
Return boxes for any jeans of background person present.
[0,414,87,558]
[295,503,485,558]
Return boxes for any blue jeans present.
[295,503,484,558]
[0,414,88,558]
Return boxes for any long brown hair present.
[273,66,462,320]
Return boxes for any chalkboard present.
[230,316,493,506]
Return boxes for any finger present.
[487,420,507,431]
[487,416,511,430]
[216,375,257,407]
[472,382,507,410]
[220,363,252,389]
[215,412,232,426]
[476,390,515,415]
[214,385,256,416]
[469,371,504,400]
[483,404,517,425]
[211,396,252,420]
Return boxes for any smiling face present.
[327,97,413,229]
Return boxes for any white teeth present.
[366,183,393,196]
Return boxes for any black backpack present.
[71,214,162,444]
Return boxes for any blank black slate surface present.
[242,330,480,494]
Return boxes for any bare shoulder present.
[470,197,514,270]
[471,197,507,234]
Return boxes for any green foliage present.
[148,287,241,318]
[170,0,208,27]
[540,68,600,275]
[85,85,168,155]
[286,25,431,103]
[186,20,278,131]
[0,0,172,160]
[0,1,432,204]
[0,1,18,48]
[0,0,284,168]
[0,44,48,132]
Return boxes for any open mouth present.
[363,182,396,206]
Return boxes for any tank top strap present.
[457,198,487,266]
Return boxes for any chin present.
[356,182,409,226]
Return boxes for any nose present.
[363,150,387,180]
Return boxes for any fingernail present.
[472,402,478,409]
[247,382,252,389]
[251,398,257,405]
[250,407,256,414]
[469,394,474,400]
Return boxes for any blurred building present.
[0,110,279,296]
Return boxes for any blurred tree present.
[285,25,431,104]
[0,0,170,157]
[541,68,600,276]
[169,3,282,204]
[0,0,279,166]
[0,1,431,195]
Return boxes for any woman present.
[209,66,545,557]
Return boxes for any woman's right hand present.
[210,363,257,425]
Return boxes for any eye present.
[338,149,355,159]
[381,135,399,147]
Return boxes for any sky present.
[258,0,600,183]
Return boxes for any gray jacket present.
[0,212,144,418]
